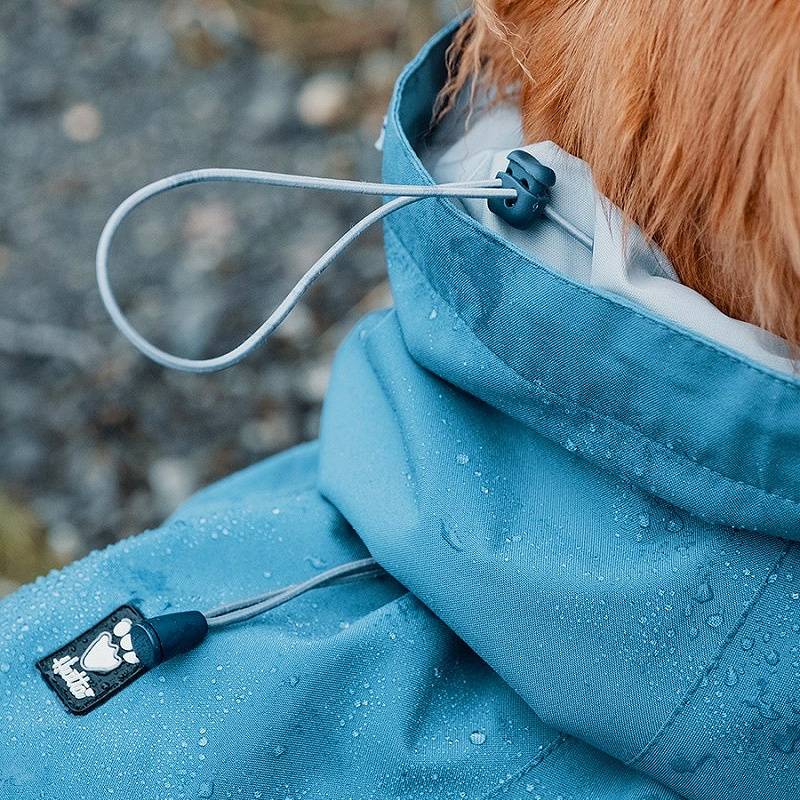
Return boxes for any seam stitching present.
[625,540,796,766]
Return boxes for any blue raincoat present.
[2,20,799,800]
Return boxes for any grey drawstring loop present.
[96,168,517,373]
[97,157,594,373]
[95,156,597,673]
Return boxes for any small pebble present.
[61,103,103,142]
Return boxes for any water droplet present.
[440,521,464,552]
[638,513,650,529]
[724,667,739,687]
[741,637,754,651]
[765,649,781,666]
[198,736,208,747]
[0,663,9,673]
[469,731,486,745]
[666,515,685,533]
[197,781,214,798]
[304,556,326,569]
[689,625,699,639]
[273,745,286,757]
[565,439,577,453]
[669,756,694,774]
[456,453,469,465]
[288,675,299,687]
[670,754,714,774]
[772,725,800,755]
[694,581,714,603]
[429,309,438,320]
[706,614,724,629]
[745,689,780,720]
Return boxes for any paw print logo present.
[79,617,140,673]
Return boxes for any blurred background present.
[0,0,465,596]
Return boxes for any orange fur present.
[443,1,800,349]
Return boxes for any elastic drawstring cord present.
[127,557,387,668]
[96,168,518,373]
[204,556,385,629]
[99,169,514,670]
[98,159,595,671]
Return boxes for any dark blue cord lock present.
[488,150,556,229]
[129,611,209,669]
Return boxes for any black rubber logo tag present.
[36,604,148,715]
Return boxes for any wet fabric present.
[2,18,800,800]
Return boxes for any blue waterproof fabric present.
[2,18,800,800]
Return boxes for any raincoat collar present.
[375,18,800,540]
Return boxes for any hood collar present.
[423,100,795,376]
[379,19,800,540]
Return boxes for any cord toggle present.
[488,150,556,229]
[129,611,209,669]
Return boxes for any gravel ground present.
[0,0,460,591]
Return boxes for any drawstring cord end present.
[129,611,209,669]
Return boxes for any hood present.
[319,18,800,800]
[365,22,800,539]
